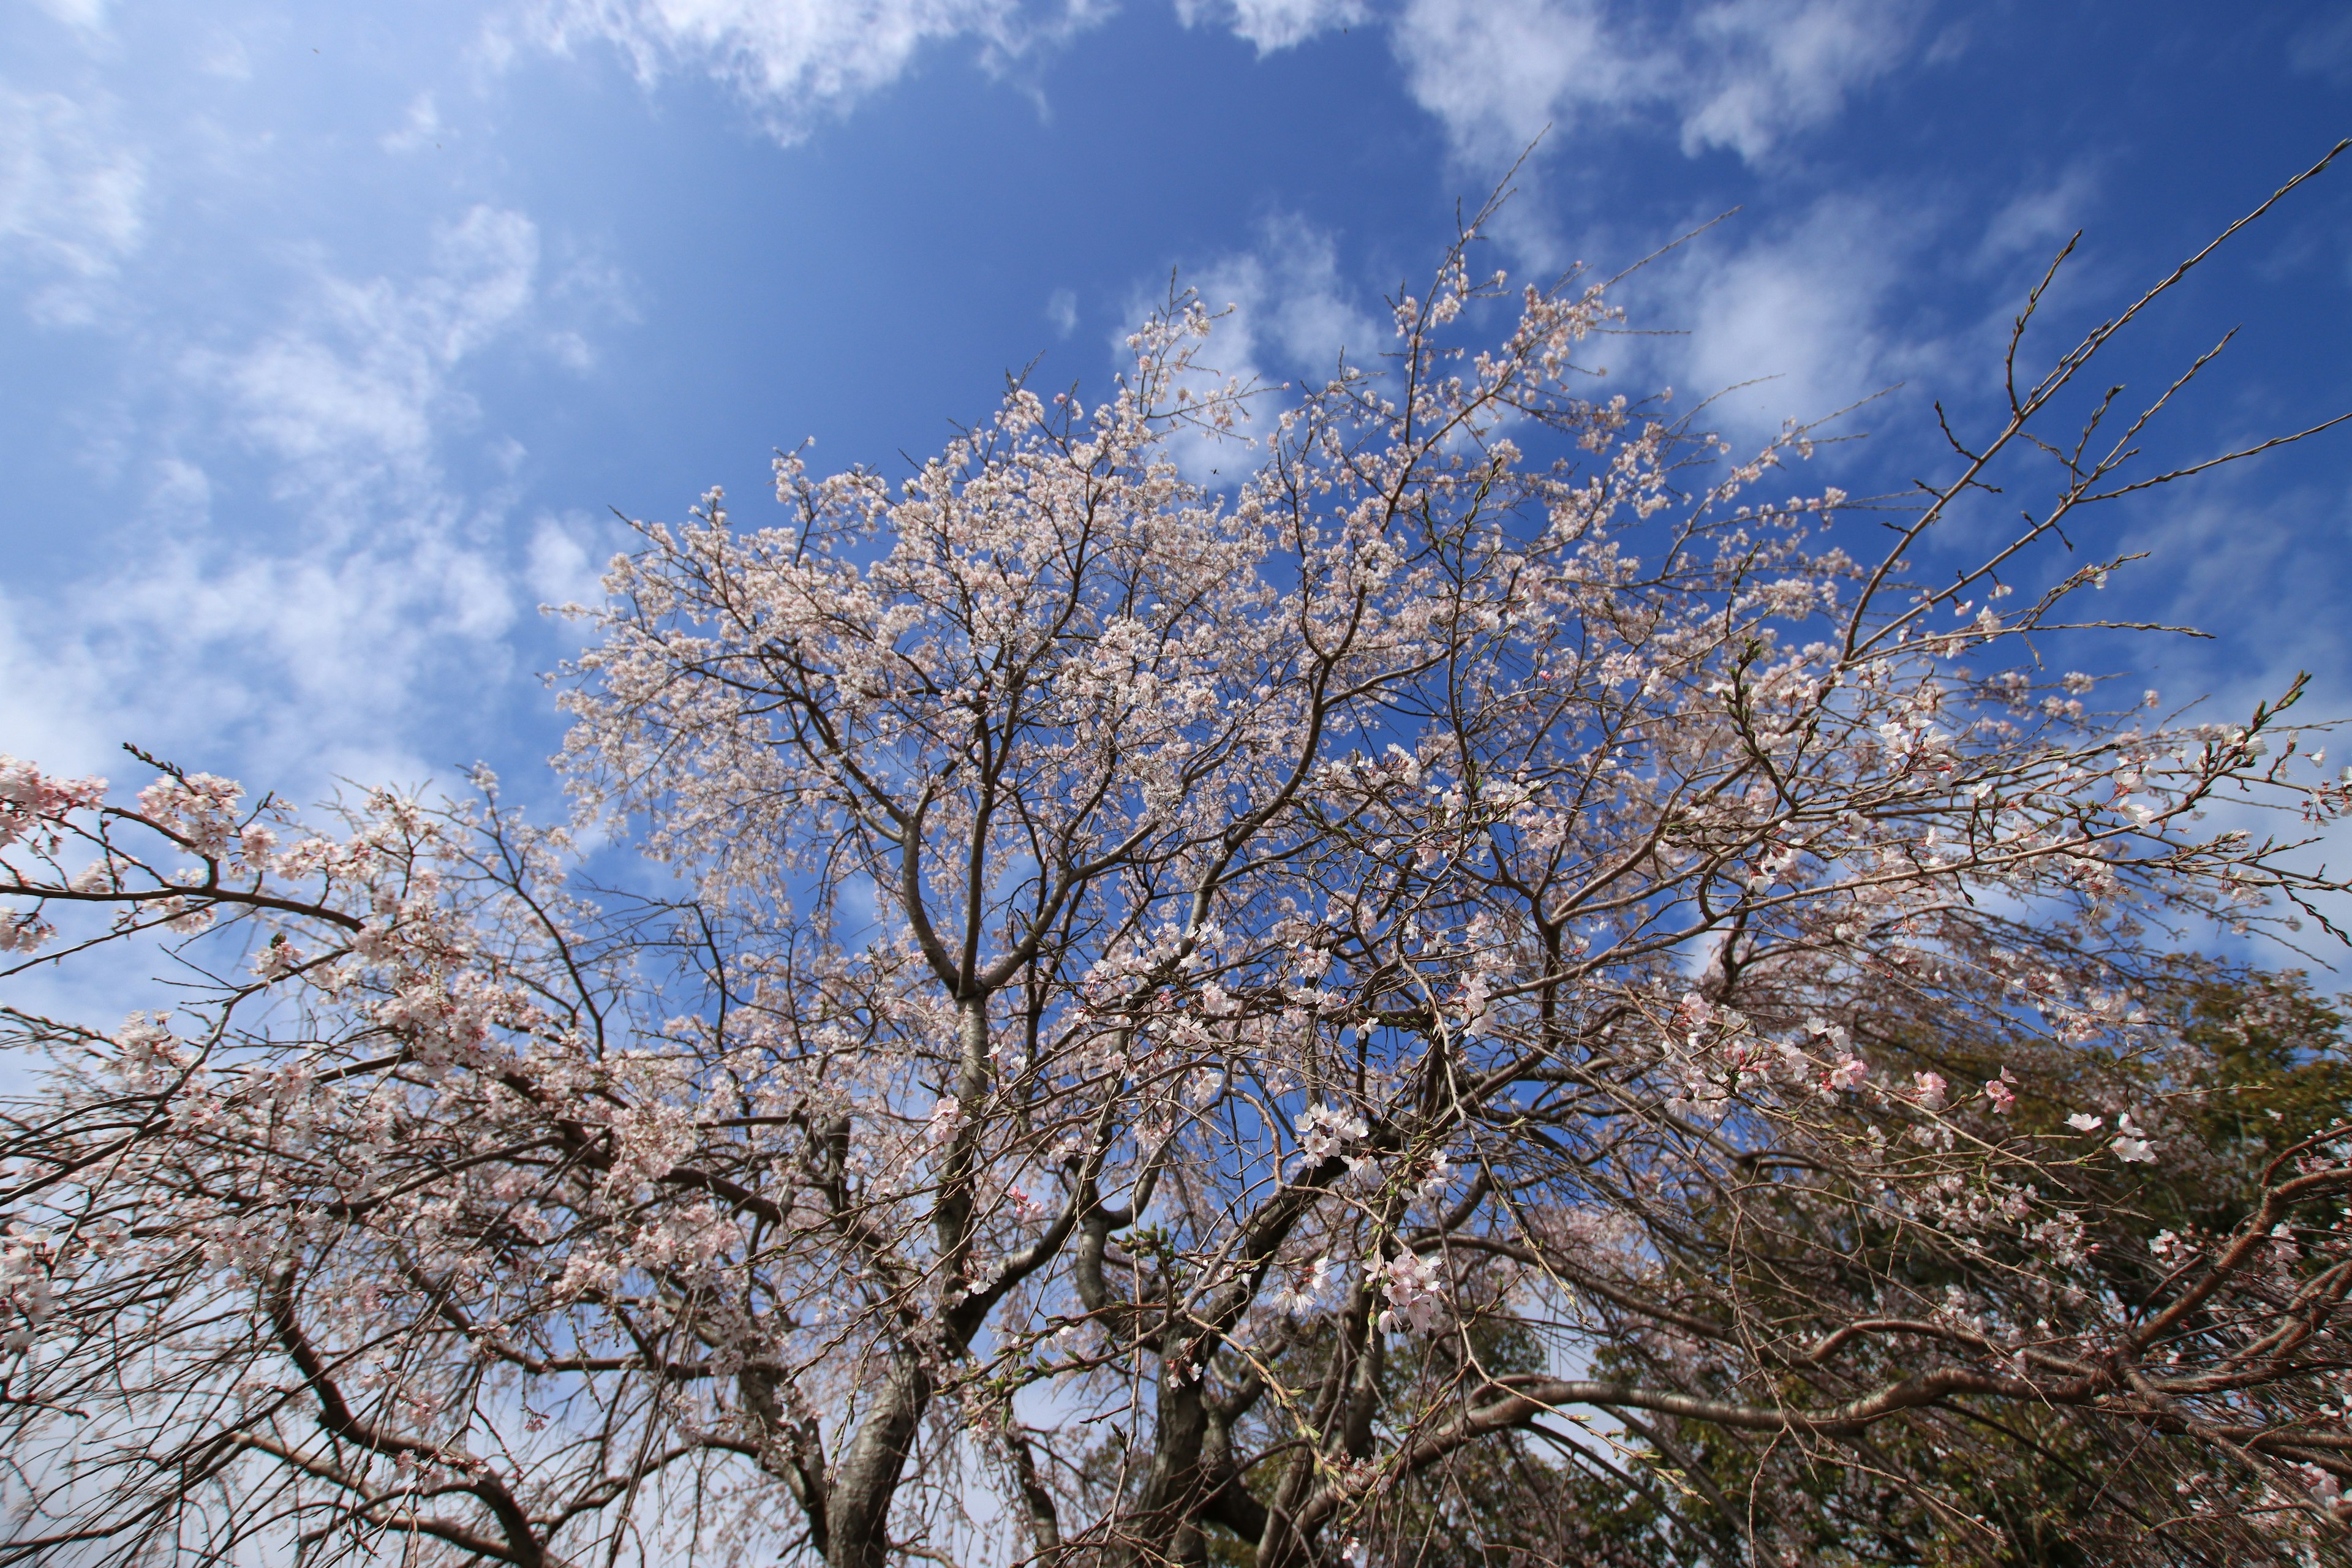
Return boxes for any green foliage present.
[1393,966,2348,1567]
[1089,965,2352,1567]
[1725,962,2352,1567]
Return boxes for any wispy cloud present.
[509,0,1920,160]
[381,90,446,153]
[1634,191,1933,444]
[1673,0,1922,162]
[1185,213,1382,380]
[0,82,146,323]
[2290,12,2352,86]
[1126,213,1383,481]
[23,0,111,32]
[1173,0,1365,53]
[526,511,613,610]
[197,204,540,514]
[1389,0,1924,168]
[511,0,1109,141]
[1976,165,2101,266]
[0,202,620,792]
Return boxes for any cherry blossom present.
[4,175,2352,1567]
[2112,1112,2157,1164]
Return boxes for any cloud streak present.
[1174,0,1365,53]
[1129,213,1383,482]
[198,205,540,514]
[0,81,146,323]
[0,200,618,794]
[508,0,1925,168]
[514,0,1109,141]
[1389,0,1924,168]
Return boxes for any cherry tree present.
[6,159,2352,1568]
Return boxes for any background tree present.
[1327,962,2352,1568]
[5,159,2352,1568]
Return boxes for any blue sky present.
[4,0,2351,827]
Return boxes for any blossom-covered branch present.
[5,165,2352,1568]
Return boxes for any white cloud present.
[1174,0,1365,53]
[28,505,535,794]
[2291,13,2352,86]
[1676,0,1916,161]
[0,83,145,322]
[1391,0,1644,166]
[382,91,445,153]
[1676,208,1893,427]
[1132,213,1382,481]
[527,513,613,609]
[0,7,652,801]
[1587,165,2120,467]
[514,0,1107,140]
[1188,213,1381,379]
[3,203,600,794]
[161,207,548,731]
[200,205,539,515]
[1619,192,1938,449]
[1977,165,2099,265]
[0,601,109,778]
[1046,285,1077,338]
[498,0,1913,170]
[25,0,110,32]
[1390,0,1921,168]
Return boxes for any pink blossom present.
[0,214,2341,1565]
[2111,1113,2156,1164]
[1983,1068,2019,1115]
[1376,1249,1446,1334]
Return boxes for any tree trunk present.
[824,1351,933,1568]
[1114,1369,1212,1568]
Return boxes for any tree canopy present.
[6,170,2352,1568]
